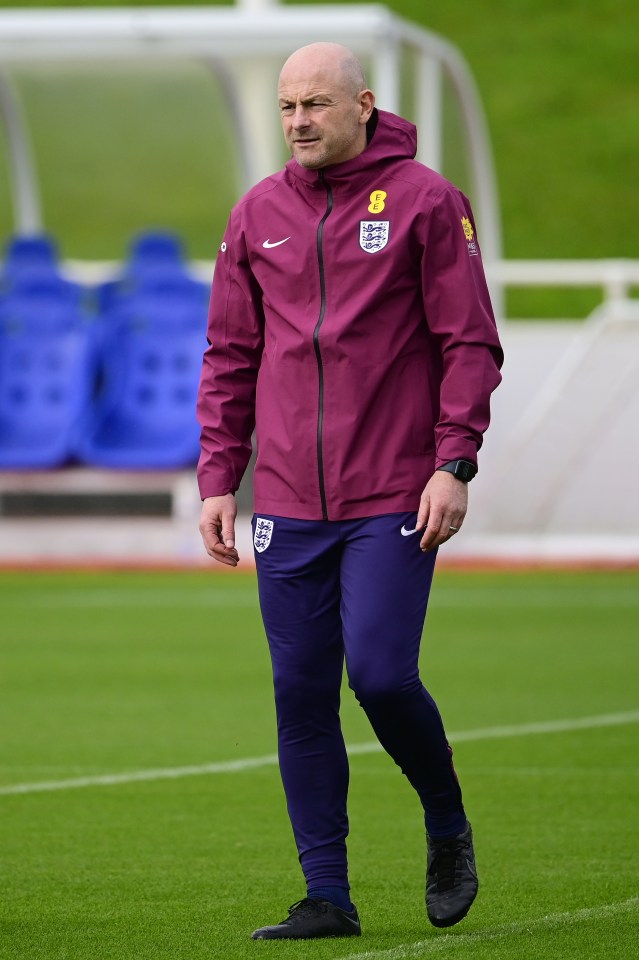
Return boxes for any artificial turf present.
[1,568,638,959]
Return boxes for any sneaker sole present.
[428,900,474,929]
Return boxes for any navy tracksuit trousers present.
[253,512,467,890]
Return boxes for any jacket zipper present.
[313,173,333,521]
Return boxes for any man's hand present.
[199,493,240,567]
[417,470,468,552]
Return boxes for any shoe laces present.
[286,898,328,919]
[430,838,466,892]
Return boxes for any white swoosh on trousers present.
[400,525,419,537]
[262,237,291,249]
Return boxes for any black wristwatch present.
[437,459,477,483]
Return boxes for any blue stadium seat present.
[96,230,200,312]
[0,234,60,291]
[0,229,209,471]
[75,291,207,468]
[0,277,89,335]
[0,272,96,467]
[0,325,93,468]
[128,230,186,279]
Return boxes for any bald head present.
[279,42,368,97]
[278,43,375,169]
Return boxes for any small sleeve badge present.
[461,217,479,256]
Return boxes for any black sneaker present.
[251,898,361,940]
[426,821,478,928]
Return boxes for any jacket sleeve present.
[421,185,504,469]
[196,211,265,499]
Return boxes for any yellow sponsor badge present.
[368,190,387,214]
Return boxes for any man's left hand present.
[417,470,468,552]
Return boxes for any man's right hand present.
[199,493,240,567]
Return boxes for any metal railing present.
[61,258,639,320]
[487,259,639,314]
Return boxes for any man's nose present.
[291,105,310,128]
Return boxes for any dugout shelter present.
[0,2,503,311]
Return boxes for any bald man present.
[198,42,503,940]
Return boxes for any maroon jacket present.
[197,109,503,520]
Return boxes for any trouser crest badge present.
[254,517,274,552]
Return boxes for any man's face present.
[278,69,370,169]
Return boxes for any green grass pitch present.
[1,567,638,959]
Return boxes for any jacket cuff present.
[197,473,236,501]
[435,442,478,471]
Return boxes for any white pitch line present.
[334,897,639,960]
[422,709,639,743]
[0,754,278,796]
[1,709,638,797]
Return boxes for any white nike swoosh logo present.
[262,237,291,249]
[400,525,419,537]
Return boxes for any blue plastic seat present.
[75,293,207,468]
[0,326,93,468]
[96,230,201,313]
[128,230,186,280]
[0,272,97,467]
[0,277,88,336]
[0,234,60,292]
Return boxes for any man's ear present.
[359,89,376,124]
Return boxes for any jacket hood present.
[285,109,418,185]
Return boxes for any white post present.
[0,71,42,234]
[229,0,284,186]
[417,53,442,172]
[371,37,401,113]
[227,55,284,187]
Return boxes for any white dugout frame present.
[0,4,503,309]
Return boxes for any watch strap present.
[437,459,477,482]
